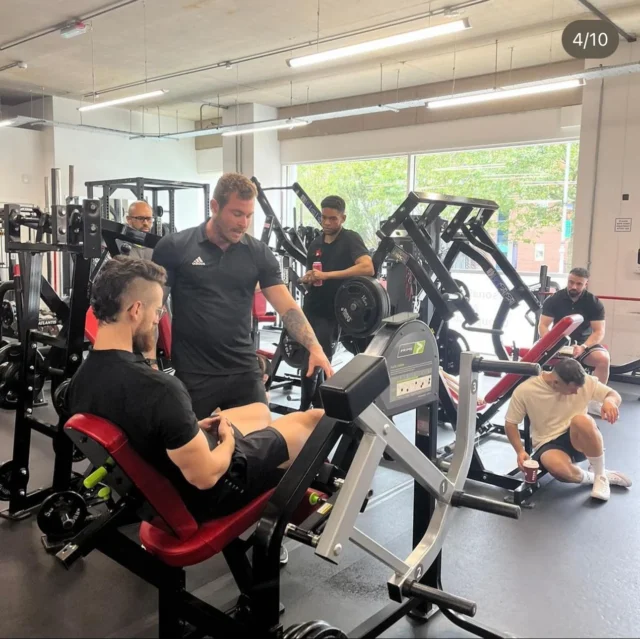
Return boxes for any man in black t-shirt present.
[67,256,324,522]
[299,196,374,409]
[153,173,332,419]
[539,266,610,390]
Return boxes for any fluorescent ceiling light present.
[0,119,15,128]
[427,79,584,109]
[287,18,470,68]
[78,89,168,112]
[222,119,309,137]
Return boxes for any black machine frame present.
[0,200,162,520]
[85,177,210,234]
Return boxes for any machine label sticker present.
[396,374,432,397]
[486,267,516,305]
[398,340,425,358]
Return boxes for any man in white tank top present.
[505,358,631,501]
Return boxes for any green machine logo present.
[398,340,426,358]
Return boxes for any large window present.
[286,141,578,355]
[287,156,409,250]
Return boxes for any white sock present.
[587,454,605,477]
[580,469,595,484]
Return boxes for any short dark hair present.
[570,267,590,279]
[553,358,587,387]
[213,173,257,210]
[321,195,346,214]
[91,256,166,323]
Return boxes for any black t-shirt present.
[303,229,369,319]
[67,350,224,519]
[541,289,605,343]
[153,224,283,375]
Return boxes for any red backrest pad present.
[85,307,172,360]
[253,291,267,317]
[484,314,584,404]
[157,313,172,358]
[65,413,199,541]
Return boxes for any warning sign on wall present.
[615,218,632,232]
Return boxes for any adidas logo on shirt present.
[192,256,205,266]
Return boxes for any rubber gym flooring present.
[1,336,639,637]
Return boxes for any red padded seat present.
[484,314,583,403]
[65,414,322,569]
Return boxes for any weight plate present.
[438,329,470,375]
[281,330,307,370]
[284,620,347,639]
[0,460,14,501]
[334,276,390,338]
[37,491,87,537]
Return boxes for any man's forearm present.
[206,438,235,487]
[281,307,321,352]
[604,390,621,407]
[583,332,605,348]
[325,262,374,280]
[505,422,524,454]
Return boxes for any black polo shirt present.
[153,224,283,375]
[67,350,225,519]
[303,229,369,320]
[542,288,605,343]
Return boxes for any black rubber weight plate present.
[334,276,390,338]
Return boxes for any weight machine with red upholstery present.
[439,314,583,504]
[0,200,162,520]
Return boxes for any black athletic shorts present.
[533,429,586,469]
[176,370,268,420]
[194,424,289,522]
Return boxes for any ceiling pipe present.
[574,0,636,43]
[82,0,489,98]
[0,0,140,51]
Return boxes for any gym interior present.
[1,1,640,637]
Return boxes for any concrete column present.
[573,41,640,362]
[222,103,282,236]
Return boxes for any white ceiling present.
[0,0,638,121]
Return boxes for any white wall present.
[0,126,50,206]
[573,42,640,365]
[281,105,581,164]
[47,98,206,230]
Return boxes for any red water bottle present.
[312,261,323,286]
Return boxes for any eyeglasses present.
[129,216,154,223]
[126,303,167,319]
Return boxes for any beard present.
[133,326,156,354]
[567,289,581,299]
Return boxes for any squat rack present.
[85,177,210,233]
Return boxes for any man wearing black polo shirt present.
[153,173,332,419]
[539,267,610,410]
[299,196,374,409]
[68,257,324,522]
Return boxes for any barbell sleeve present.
[451,491,521,520]
[472,358,541,377]
[402,581,477,617]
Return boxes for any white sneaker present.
[588,401,602,418]
[606,470,632,488]
[591,474,610,501]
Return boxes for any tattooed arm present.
[261,284,333,378]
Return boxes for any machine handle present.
[462,321,503,336]
[525,309,537,327]
[451,491,521,520]
[402,581,477,617]
[472,358,541,377]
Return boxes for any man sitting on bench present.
[68,256,323,522]
[504,358,631,501]
[538,267,609,414]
